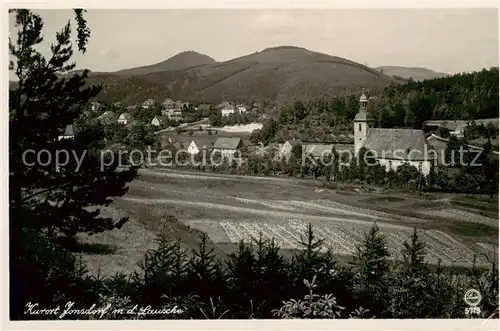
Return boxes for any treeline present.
[17,222,499,320]
[252,68,499,144]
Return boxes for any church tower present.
[353,92,374,156]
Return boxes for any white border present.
[2,1,500,331]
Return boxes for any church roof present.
[363,128,433,161]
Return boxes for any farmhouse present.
[151,116,168,127]
[187,138,217,155]
[213,137,244,156]
[162,98,174,108]
[221,105,236,117]
[58,125,75,141]
[304,143,335,159]
[117,112,132,125]
[354,93,434,175]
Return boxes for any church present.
[353,93,434,175]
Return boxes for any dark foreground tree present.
[9,9,137,319]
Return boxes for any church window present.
[358,123,362,132]
[418,162,423,172]
[388,160,392,170]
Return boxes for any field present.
[77,167,499,277]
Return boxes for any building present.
[354,93,434,175]
[161,108,183,121]
[217,101,232,109]
[142,99,155,109]
[213,137,244,156]
[236,104,248,114]
[58,125,75,141]
[221,105,236,117]
[277,139,303,161]
[304,143,335,159]
[423,118,499,138]
[187,138,217,155]
[162,98,174,108]
[117,112,132,125]
[151,116,168,127]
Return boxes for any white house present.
[354,93,434,175]
[117,112,132,125]
[58,125,75,141]
[187,138,216,155]
[151,116,168,127]
[212,137,244,156]
[221,105,236,117]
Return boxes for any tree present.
[390,227,430,317]
[351,223,391,317]
[9,9,137,318]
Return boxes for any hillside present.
[375,66,449,81]
[84,46,403,104]
[112,51,216,76]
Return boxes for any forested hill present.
[251,67,499,144]
[367,67,499,129]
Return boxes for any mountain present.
[375,66,449,81]
[82,46,403,105]
[112,51,216,76]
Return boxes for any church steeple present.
[353,90,374,156]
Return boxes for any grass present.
[447,221,498,237]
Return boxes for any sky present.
[8,9,499,77]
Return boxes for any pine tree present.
[390,227,430,317]
[350,223,390,317]
[9,9,137,318]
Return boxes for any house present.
[117,112,132,125]
[354,93,434,175]
[304,143,335,159]
[162,108,183,121]
[277,139,303,161]
[236,104,248,114]
[213,137,244,156]
[126,105,137,112]
[142,99,155,109]
[58,125,75,141]
[187,138,217,155]
[221,105,236,117]
[423,118,499,138]
[162,98,174,108]
[151,116,168,127]
[427,133,499,168]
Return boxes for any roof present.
[359,93,368,103]
[213,137,242,150]
[153,116,168,122]
[363,128,432,161]
[190,137,217,150]
[304,144,334,158]
[62,124,74,136]
[119,112,132,120]
[126,105,137,111]
[427,133,499,156]
[285,139,303,147]
[354,111,374,122]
